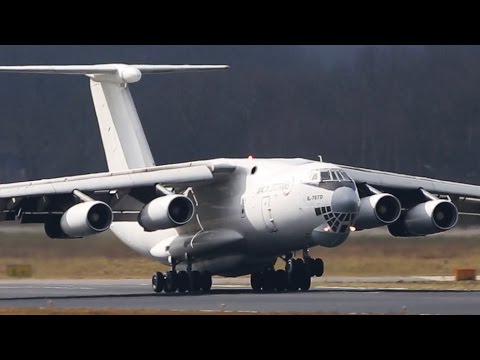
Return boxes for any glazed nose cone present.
[331,186,360,213]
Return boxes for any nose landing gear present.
[286,258,311,291]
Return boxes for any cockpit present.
[307,168,354,184]
[304,167,359,234]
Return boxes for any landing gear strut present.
[249,251,325,293]
[151,257,213,294]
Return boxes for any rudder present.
[90,79,155,172]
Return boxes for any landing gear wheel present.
[312,258,324,277]
[287,259,307,292]
[262,270,276,292]
[251,273,263,292]
[293,258,304,266]
[164,271,177,293]
[287,278,298,292]
[189,271,201,292]
[274,269,288,292]
[299,273,311,291]
[200,272,212,292]
[152,272,164,293]
[177,271,189,293]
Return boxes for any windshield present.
[308,169,353,183]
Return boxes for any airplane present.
[1,63,480,294]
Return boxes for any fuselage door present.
[262,196,277,232]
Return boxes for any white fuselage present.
[110,158,361,276]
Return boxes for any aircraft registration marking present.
[306,195,323,201]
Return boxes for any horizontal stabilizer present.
[0,64,229,75]
[0,63,229,172]
[0,64,229,85]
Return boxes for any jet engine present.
[388,200,458,237]
[354,193,402,230]
[45,201,113,239]
[138,195,195,232]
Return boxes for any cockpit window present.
[320,171,331,182]
[340,170,353,182]
[307,168,354,184]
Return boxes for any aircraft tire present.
[152,272,165,293]
[200,271,212,292]
[164,271,178,293]
[313,258,324,277]
[262,270,276,292]
[287,259,308,291]
[274,269,288,292]
[189,271,201,292]
[251,273,263,292]
[299,273,311,291]
[177,271,189,293]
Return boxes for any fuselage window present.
[310,171,320,182]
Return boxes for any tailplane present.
[0,64,229,172]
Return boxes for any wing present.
[0,161,235,223]
[340,164,480,214]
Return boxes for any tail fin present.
[0,64,229,172]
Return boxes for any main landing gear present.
[250,251,324,292]
[151,259,212,294]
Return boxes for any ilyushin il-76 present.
[0,63,478,294]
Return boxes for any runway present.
[0,279,479,314]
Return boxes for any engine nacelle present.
[388,200,458,237]
[45,201,113,239]
[354,193,402,230]
[138,195,195,232]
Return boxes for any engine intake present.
[45,201,113,239]
[138,195,195,232]
[388,200,458,237]
[354,193,402,230]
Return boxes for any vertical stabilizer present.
[90,80,155,172]
[0,64,229,172]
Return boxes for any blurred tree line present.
[0,45,479,184]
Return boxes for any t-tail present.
[0,64,229,172]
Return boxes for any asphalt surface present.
[0,279,480,314]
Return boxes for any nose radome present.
[331,187,360,213]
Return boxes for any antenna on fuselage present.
[318,155,323,162]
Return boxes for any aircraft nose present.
[331,186,360,213]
